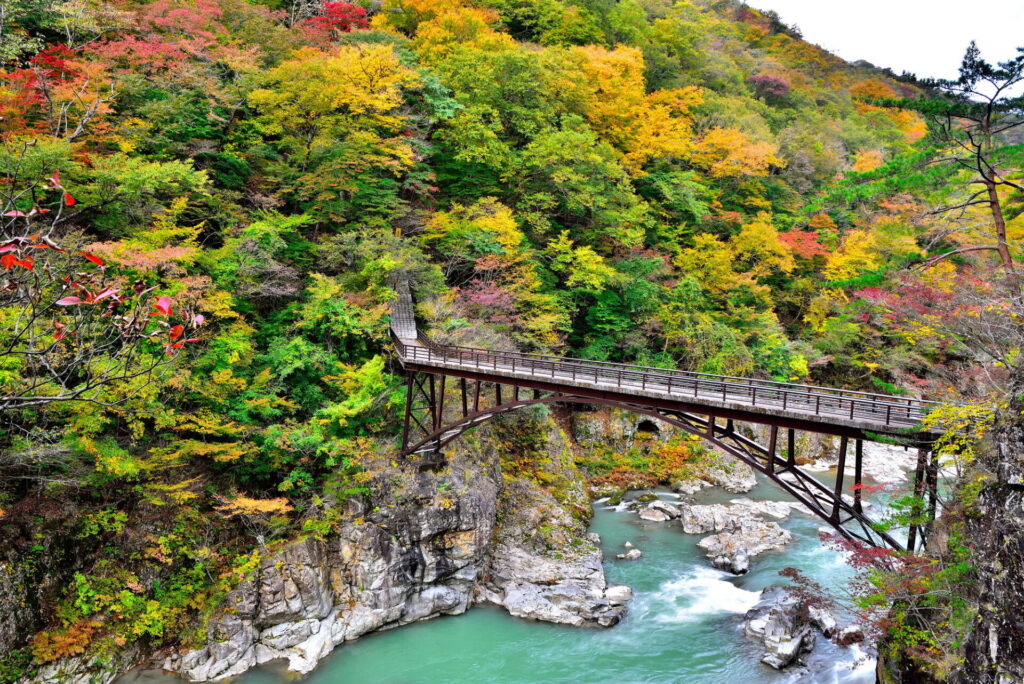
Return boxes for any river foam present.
[646,565,762,623]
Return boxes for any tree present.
[900,43,1024,276]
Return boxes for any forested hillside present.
[1,0,1020,680]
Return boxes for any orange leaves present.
[851,150,885,173]
[30,620,100,664]
[779,230,827,261]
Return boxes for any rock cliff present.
[148,415,627,682]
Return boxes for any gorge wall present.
[14,411,631,683]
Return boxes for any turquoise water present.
[186,474,876,684]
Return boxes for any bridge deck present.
[390,291,938,439]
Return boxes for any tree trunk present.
[985,180,1015,276]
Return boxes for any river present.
[128,465,890,684]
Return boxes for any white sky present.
[749,1,1024,80]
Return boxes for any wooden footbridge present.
[391,285,941,553]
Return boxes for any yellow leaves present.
[143,477,202,506]
[422,197,526,267]
[547,231,617,290]
[378,0,465,33]
[731,212,795,278]
[571,45,702,175]
[850,78,898,100]
[165,440,253,463]
[823,229,880,283]
[248,44,418,158]
[673,213,792,296]
[169,410,246,438]
[414,7,514,61]
[920,261,957,294]
[198,290,239,319]
[211,369,248,393]
[689,127,783,179]
[921,401,1000,466]
[215,495,293,517]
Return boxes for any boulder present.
[604,585,633,605]
[743,587,815,669]
[638,507,671,522]
[616,548,642,561]
[697,519,792,574]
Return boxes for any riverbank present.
[123,467,885,684]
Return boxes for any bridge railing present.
[392,336,936,429]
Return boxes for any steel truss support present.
[397,375,929,551]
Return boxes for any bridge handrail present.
[392,336,933,426]
[389,290,936,429]
[402,339,934,407]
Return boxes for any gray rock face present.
[160,421,629,682]
[679,498,792,535]
[0,561,33,656]
[671,461,758,495]
[697,519,792,574]
[743,587,816,669]
[167,457,503,680]
[479,544,624,627]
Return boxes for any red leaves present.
[64,192,77,206]
[3,210,27,218]
[150,296,173,317]
[45,170,61,189]
[779,230,827,260]
[1,254,33,270]
[80,252,105,268]
[56,288,120,306]
[53,321,69,341]
[300,1,368,41]
[169,324,184,340]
